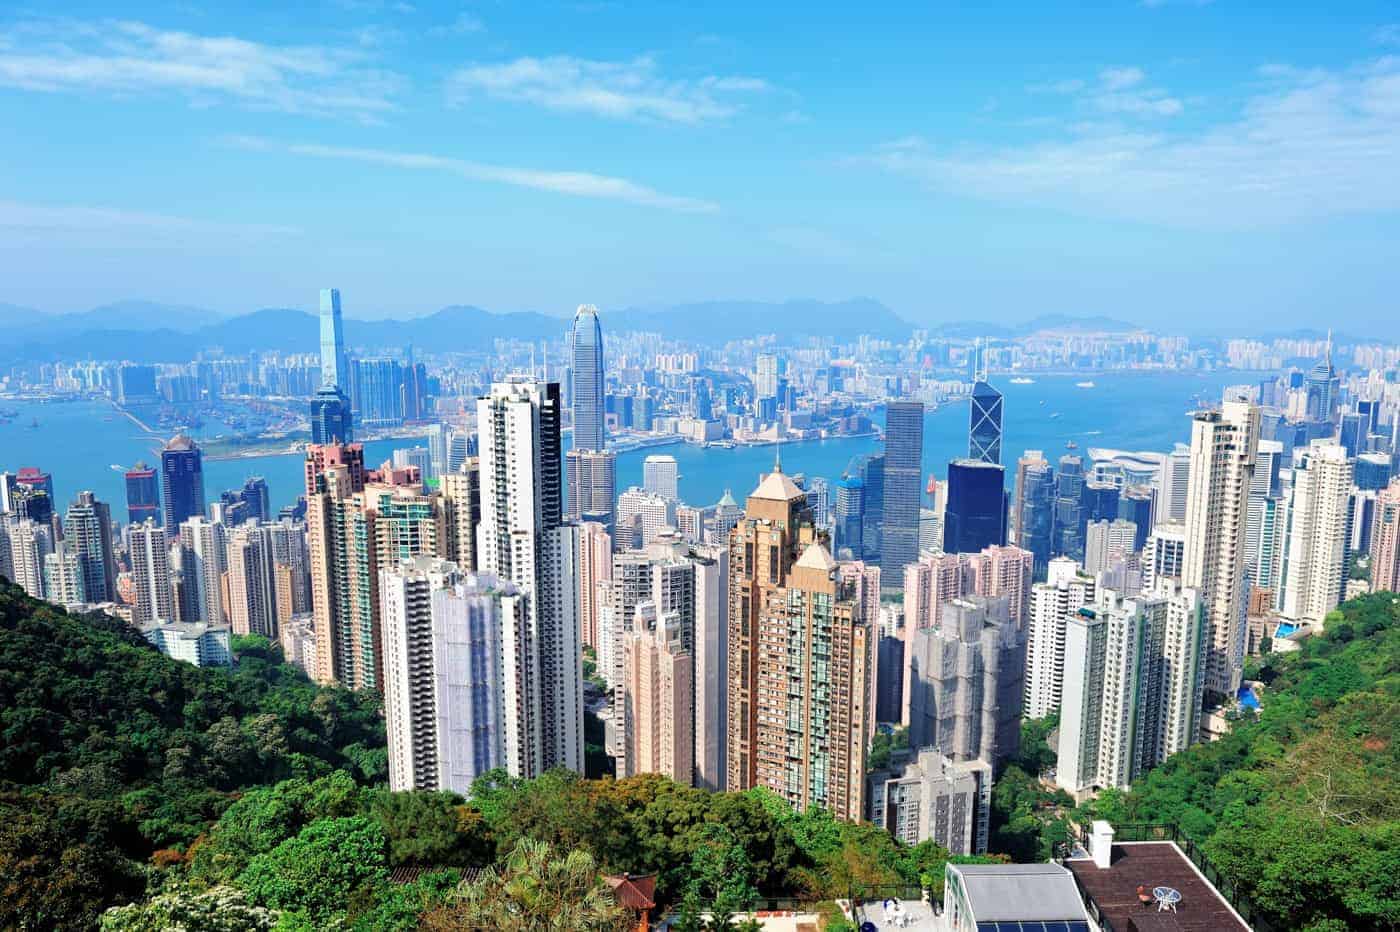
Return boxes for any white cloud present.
[430,12,485,36]
[224,136,719,212]
[0,199,300,236]
[1375,24,1400,47]
[445,54,769,124]
[0,19,404,120]
[861,57,1400,229]
[1099,66,1145,90]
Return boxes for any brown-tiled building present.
[605,873,656,932]
[725,459,871,821]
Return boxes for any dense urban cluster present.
[2,293,1398,930]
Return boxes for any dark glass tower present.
[1016,458,1055,577]
[854,453,885,562]
[310,389,353,444]
[161,434,206,530]
[880,400,925,579]
[834,476,865,559]
[1052,454,1085,560]
[969,379,1004,465]
[124,461,160,525]
[943,459,1007,554]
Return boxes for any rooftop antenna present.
[1325,328,1333,368]
[774,440,783,474]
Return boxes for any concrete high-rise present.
[643,454,680,502]
[1023,557,1096,719]
[183,515,227,625]
[129,518,175,625]
[880,402,925,580]
[439,465,480,572]
[161,435,205,532]
[380,557,507,793]
[726,460,870,819]
[1084,519,1137,577]
[1276,441,1351,625]
[570,304,606,452]
[1056,582,1206,794]
[226,523,278,638]
[1182,402,1259,698]
[1370,480,1400,594]
[565,448,616,533]
[907,595,1025,774]
[44,542,86,606]
[577,521,613,650]
[63,491,116,603]
[5,518,51,599]
[1159,444,1192,524]
[476,380,582,776]
[623,611,694,785]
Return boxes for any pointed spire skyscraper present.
[310,287,354,444]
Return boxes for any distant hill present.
[0,297,913,362]
[610,298,910,342]
[1017,313,1141,334]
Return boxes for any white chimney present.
[1091,820,1115,869]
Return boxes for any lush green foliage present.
[1086,592,1400,930]
[0,582,384,929]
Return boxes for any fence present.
[1064,821,1276,932]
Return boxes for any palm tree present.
[422,838,628,931]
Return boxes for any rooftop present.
[954,863,1089,922]
[796,542,837,572]
[1066,843,1249,932]
[750,468,804,502]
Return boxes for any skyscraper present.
[968,378,1004,465]
[643,454,680,502]
[833,476,866,559]
[305,443,368,686]
[1055,582,1206,794]
[1012,452,1055,576]
[1304,332,1340,424]
[571,304,606,452]
[1182,402,1259,698]
[1023,557,1097,719]
[726,459,870,820]
[577,521,613,650]
[184,515,227,625]
[1276,441,1351,625]
[226,523,278,638]
[1159,444,1191,524]
[476,380,582,777]
[565,448,617,533]
[161,435,205,531]
[623,610,694,785]
[43,542,86,607]
[881,401,925,580]
[63,491,116,604]
[380,557,508,793]
[907,595,1025,774]
[311,288,353,444]
[1370,479,1400,594]
[944,459,1007,555]
[124,461,160,525]
[129,518,175,625]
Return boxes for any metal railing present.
[1065,821,1276,932]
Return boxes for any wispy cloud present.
[225,135,719,212]
[1376,24,1400,47]
[0,199,300,237]
[0,19,404,120]
[429,12,486,36]
[445,54,769,124]
[861,57,1400,229]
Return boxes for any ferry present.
[1066,440,1079,450]
[1048,412,1061,419]
[1075,380,1096,389]
[1009,377,1034,385]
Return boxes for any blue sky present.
[2,2,1398,332]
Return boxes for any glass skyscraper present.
[880,401,925,580]
[968,379,1004,465]
[161,434,205,531]
[570,304,605,452]
[124,461,160,525]
[311,287,353,443]
[943,459,1007,555]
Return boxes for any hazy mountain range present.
[0,298,1169,364]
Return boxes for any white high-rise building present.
[475,380,583,777]
[1158,444,1191,523]
[643,454,681,502]
[1084,519,1137,576]
[130,519,175,624]
[1142,523,1186,590]
[1056,582,1206,794]
[1182,402,1259,697]
[43,542,87,607]
[63,491,116,603]
[616,487,676,549]
[1276,442,1352,625]
[380,557,509,793]
[565,448,616,532]
[184,516,228,626]
[5,518,52,599]
[226,524,278,638]
[1022,557,1096,719]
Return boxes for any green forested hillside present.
[1089,592,1400,931]
[0,581,385,929]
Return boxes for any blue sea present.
[0,371,1249,515]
